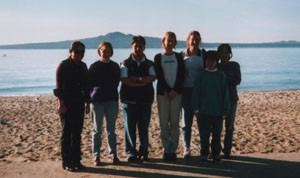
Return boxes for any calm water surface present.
[0,47,299,95]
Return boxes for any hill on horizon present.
[0,32,300,49]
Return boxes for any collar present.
[185,48,202,57]
[205,68,217,72]
[131,54,146,63]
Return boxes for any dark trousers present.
[60,100,85,163]
[123,103,152,158]
[223,100,238,155]
[197,115,223,157]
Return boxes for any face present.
[188,35,200,49]
[163,36,176,50]
[205,58,217,70]
[219,48,231,63]
[99,45,112,61]
[70,47,85,63]
[132,43,145,60]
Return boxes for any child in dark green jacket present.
[192,50,230,162]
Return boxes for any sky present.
[1,0,300,45]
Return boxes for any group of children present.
[54,31,241,172]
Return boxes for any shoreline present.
[1,89,300,97]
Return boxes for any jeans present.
[60,99,85,163]
[123,103,152,158]
[157,92,182,154]
[181,87,196,150]
[197,115,223,157]
[223,100,238,155]
[91,100,119,158]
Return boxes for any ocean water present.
[0,47,300,96]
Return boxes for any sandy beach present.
[1,90,300,177]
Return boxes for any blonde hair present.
[186,31,201,49]
[97,41,113,57]
[162,31,177,49]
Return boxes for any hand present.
[85,104,90,114]
[168,90,176,99]
[194,112,201,118]
[222,114,227,120]
[129,76,140,82]
[58,103,67,113]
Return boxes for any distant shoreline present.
[1,32,300,49]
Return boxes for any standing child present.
[88,42,121,166]
[181,31,206,159]
[120,35,156,163]
[217,44,241,159]
[192,50,230,162]
[154,31,185,161]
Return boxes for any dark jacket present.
[120,55,155,104]
[217,61,241,101]
[53,57,90,102]
[88,60,120,102]
[154,52,185,95]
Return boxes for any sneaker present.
[109,155,120,164]
[94,157,100,166]
[163,153,171,161]
[200,155,208,162]
[213,155,221,162]
[170,153,177,161]
[62,161,74,172]
[128,156,142,164]
[223,154,231,159]
[184,148,191,159]
[138,155,149,162]
[73,161,85,171]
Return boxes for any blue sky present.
[1,0,300,45]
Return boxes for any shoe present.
[62,162,74,172]
[109,155,120,164]
[184,148,191,159]
[163,153,171,161]
[170,153,177,161]
[128,156,142,164]
[200,155,208,162]
[73,161,85,171]
[213,155,221,162]
[138,155,149,162]
[94,157,100,166]
[223,154,231,159]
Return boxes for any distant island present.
[0,32,300,49]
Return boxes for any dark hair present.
[162,31,177,49]
[98,41,113,57]
[217,43,233,59]
[131,35,146,46]
[69,41,85,53]
[204,50,219,62]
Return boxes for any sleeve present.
[223,75,231,115]
[227,62,241,86]
[83,64,91,103]
[154,54,171,92]
[191,76,201,112]
[120,63,128,78]
[148,65,156,76]
[53,61,65,99]
[114,63,121,87]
